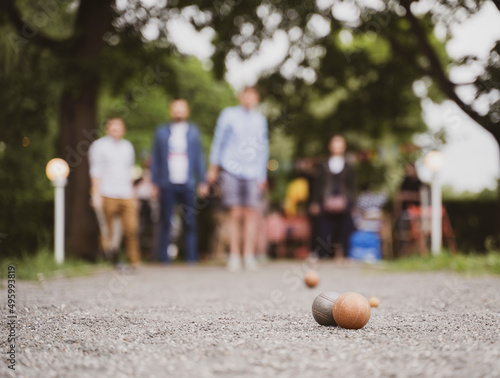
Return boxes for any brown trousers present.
[102,197,140,265]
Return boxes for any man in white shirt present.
[151,99,208,263]
[89,118,140,267]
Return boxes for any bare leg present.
[335,245,348,265]
[255,205,268,257]
[229,206,243,257]
[333,244,343,263]
[243,208,258,257]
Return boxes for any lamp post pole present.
[430,172,442,256]
[53,178,67,264]
[46,158,70,264]
[424,150,444,256]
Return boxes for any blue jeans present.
[158,185,197,263]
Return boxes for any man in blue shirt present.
[207,87,269,271]
[151,99,208,263]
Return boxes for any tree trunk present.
[61,80,101,259]
[60,0,114,259]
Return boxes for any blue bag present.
[348,231,382,262]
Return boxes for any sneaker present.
[244,254,258,271]
[227,254,242,272]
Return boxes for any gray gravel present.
[2,261,500,378]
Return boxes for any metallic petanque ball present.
[305,271,320,288]
[312,291,340,326]
[369,296,380,308]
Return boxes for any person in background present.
[89,117,141,268]
[151,99,208,263]
[207,87,269,271]
[133,157,160,261]
[394,163,422,218]
[309,135,356,261]
[206,177,230,263]
[295,158,322,257]
[355,183,388,233]
[283,175,309,218]
[394,162,424,255]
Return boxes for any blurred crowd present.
[88,87,446,271]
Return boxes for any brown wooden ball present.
[304,272,320,288]
[369,296,380,308]
[332,292,371,329]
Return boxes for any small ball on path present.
[332,292,371,329]
[369,296,380,308]
[312,291,340,326]
[304,271,320,288]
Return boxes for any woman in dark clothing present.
[309,135,356,260]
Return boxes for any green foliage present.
[0,37,60,256]
[442,186,498,201]
[0,248,110,281]
[444,198,498,252]
[386,251,500,276]
[99,52,236,160]
[8,0,77,40]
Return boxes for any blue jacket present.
[151,122,206,189]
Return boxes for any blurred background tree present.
[1,0,498,257]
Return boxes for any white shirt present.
[168,122,189,184]
[89,136,135,199]
[328,156,345,174]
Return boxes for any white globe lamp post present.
[46,158,70,264]
[424,151,444,256]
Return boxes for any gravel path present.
[2,261,500,378]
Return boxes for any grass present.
[0,248,111,282]
[3,249,500,282]
[384,251,500,276]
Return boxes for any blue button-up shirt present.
[209,106,269,182]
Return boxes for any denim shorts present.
[219,170,260,208]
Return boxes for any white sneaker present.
[227,254,242,272]
[244,254,258,271]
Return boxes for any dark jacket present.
[151,122,206,189]
[312,160,356,210]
